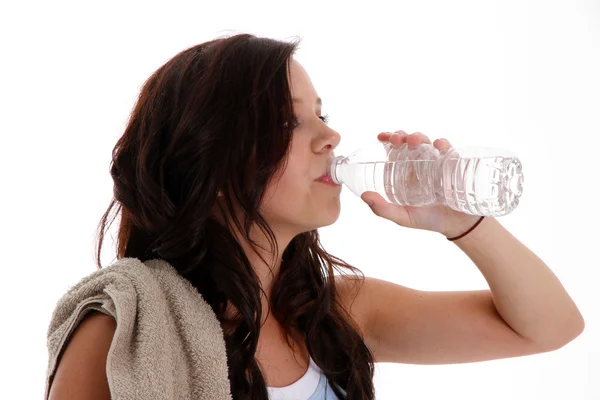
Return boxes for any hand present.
[360,130,482,237]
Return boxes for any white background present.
[1,0,599,398]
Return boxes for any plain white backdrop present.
[1,0,598,398]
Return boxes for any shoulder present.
[48,311,116,400]
[333,274,373,341]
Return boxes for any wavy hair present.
[94,33,375,399]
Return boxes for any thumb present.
[361,191,389,211]
[361,191,411,227]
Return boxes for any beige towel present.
[45,257,233,399]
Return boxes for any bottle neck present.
[327,155,346,185]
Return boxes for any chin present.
[289,198,341,232]
[313,203,341,229]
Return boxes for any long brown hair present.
[94,33,375,399]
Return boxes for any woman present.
[46,33,584,400]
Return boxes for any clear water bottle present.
[327,141,524,217]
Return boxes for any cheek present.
[274,174,309,207]
[262,171,311,215]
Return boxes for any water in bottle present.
[327,141,524,217]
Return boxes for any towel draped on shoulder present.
[45,257,233,400]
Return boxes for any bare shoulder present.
[333,274,374,341]
[48,311,116,400]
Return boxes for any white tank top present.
[267,356,342,400]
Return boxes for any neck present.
[236,223,296,300]
[212,202,299,318]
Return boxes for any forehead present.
[289,60,316,97]
[289,60,321,107]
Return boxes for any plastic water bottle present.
[327,141,524,217]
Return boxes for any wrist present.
[442,214,485,239]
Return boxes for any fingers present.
[377,132,393,141]
[389,131,408,147]
[433,138,453,154]
[406,132,431,145]
[379,131,431,147]
[380,131,453,152]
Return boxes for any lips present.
[316,175,338,185]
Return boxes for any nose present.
[315,128,341,157]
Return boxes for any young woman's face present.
[259,59,342,237]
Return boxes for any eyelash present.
[289,114,330,129]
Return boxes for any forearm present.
[451,217,584,348]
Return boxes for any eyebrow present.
[293,97,322,106]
